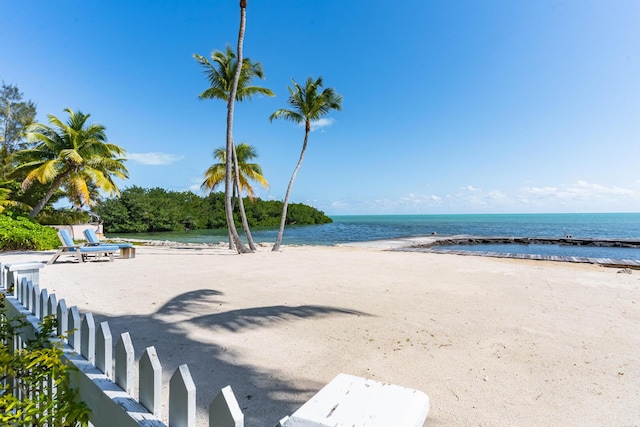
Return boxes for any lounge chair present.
[48,229,119,265]
[83,228,136,259]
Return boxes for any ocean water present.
[111,213,640,259]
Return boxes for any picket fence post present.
[169,364,196,427]
[81,312,96,365]
[115,332,136,395]
[40,288,55,319]
[209,386,244,427]
[31,283,40,315]
[96,321,113,379]
[57,298,69,338]
[140,346,163,418]
[68,305,81,350]
[25,279,33,309]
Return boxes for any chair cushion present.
[79,245,119,252]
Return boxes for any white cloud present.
[521,181,636,201]
[310,118,334,132]
[189,178,204,193]
[573,180,635,196]
[522,186,558,196]
[128,152,184,165]
[326,180,640,215]
[486,190,507,200]
[400,193,442,205]
[331,200,350,208]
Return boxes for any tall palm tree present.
[269,77,342,251]
[195,14,273,253]
[11,108,128,218]
[201,143,269,199]
[225,1,249,253]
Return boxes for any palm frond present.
[201,143,268,197]
[201,164,226,192]
[195,46,273,103]
[270,76,342,128]
[269,109,304,123]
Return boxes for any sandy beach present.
[1,242,638,426]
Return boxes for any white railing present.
[1,262,244,427]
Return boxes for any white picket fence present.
[0,262,245,427]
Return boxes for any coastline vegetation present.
[94,186,331,234]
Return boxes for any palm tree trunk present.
[1,142,8,180]
[224,0,250,253]
[232,142,257,251]
[272,128,310,251]
[228,187,238,250]
[28,173,67,218]
[1,123,12,180]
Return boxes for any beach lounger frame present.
[48,229,119,265]
[83,228,136,259]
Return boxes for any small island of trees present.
[95,186,331,233]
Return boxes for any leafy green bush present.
[0,294,90,425]
[0,215,60,251]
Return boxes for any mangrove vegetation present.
[94,186,332,233]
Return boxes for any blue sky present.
[2,1,639,215]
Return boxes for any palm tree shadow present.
[186,304,369,332]
[93,288,371,425]
[154,289,225,316]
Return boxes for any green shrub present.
[0,215,60,251]
[0,294,90,425]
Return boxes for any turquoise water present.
[111,213,640,259]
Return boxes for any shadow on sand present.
[91,288,371,425]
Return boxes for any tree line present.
[94,186,331,233]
